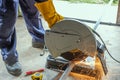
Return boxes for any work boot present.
[32,39,45,49]
[5,61,22,76]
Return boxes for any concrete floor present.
[0,17,48,80]
[0,17,120,80]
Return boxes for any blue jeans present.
[0,0,45,64]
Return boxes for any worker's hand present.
[34,0,64,28]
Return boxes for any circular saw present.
[45,19,97,60]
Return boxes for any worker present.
[0,0,45,76]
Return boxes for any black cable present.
[92,29,120,63]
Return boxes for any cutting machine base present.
[45,45,108,80]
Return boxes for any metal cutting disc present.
[45,19,97,59]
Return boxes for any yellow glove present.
[35,0,64,28]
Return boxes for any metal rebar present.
[59,62,75,80]
[93,0,114,30]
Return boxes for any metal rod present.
[93,0,114,30]
[53,72,63,80]
[59,62,75,80]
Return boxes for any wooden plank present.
[68,57,105,80]
[116,0,120,24]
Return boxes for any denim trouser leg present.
[19,0,45,43]
[0,0,19,65]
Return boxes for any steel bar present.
[59,62,75,80]
[93,0,114,30]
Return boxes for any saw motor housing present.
[45,19,97,60]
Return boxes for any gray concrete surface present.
[0,0,120,80]
[0,17,48,80]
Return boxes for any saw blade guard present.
[45,19,97,60]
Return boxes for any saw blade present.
[45,19,97,59]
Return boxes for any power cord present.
[92,29,120,63]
